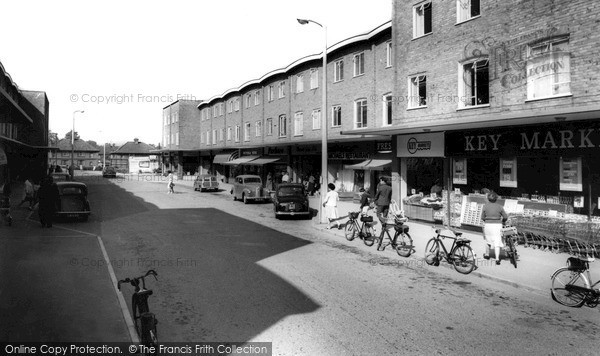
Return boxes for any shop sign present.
[397,133,445,157]
[376,141,392,153]
[266,146,287,155]
[241,148,262,156]
[446,121,600,156]
[292,145,319,155]
[328,151,371,160]
[499,157,517,188]
[559,157,582,192]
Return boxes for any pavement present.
[1,172,599,341]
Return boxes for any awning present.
[345,159,391,171]
[239,156,281,166]
[222,155,260,166]
[213,151,239,164]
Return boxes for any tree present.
[64,130,80,141]
[48,131,59,146]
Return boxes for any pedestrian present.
[37,176,60,228]
[68,164,75,180]
[1,181,12,226]
[322,183,340,229]
[374,177,392,219]
[481,191,508,265]
[18,177,35,210]
[308,174,315,196]
[167,171,175,194]
[266,172,273,191]
[281,170,290,183]
[359,187,372,215]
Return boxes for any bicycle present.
[118,270,159,350]
[501,226,519,269]
[551,257,599,308]
[425,227,476,274]
[374,214,413,257]
[345,211,377,247]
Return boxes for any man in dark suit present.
[374,177,392,218]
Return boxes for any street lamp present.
[71,110,84,178]
[298,18,328,224]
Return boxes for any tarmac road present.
[54,174,600,355]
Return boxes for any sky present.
[1,0,391,146]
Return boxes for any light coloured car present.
[193,174,219,192]
[231,175,269,204]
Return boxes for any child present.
[322,183,340,229]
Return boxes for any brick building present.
[342,0,600,219]
[48,139,100,170]
[111,138,157,173]
[161,99,203,176]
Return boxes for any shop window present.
[559,157,582,191]
[334,60,344,82]
[413,2,432,38]
[296,74,304,93]
[312,109,321,130]
[294,112,304,136]
[354,99,367,128]
[453,158,467,185]
[527,38,571,100]
[459,59,489,107]
[332,105,342,127]
[353,52,365,77]
[457,0,480,23]
[382,94,393,125]
[500,157,517,188]
[408,75,427,108]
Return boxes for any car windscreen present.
[52,174,68,181]
[243,178,262,184]
[60,187,85,195]
[278,187,304,197]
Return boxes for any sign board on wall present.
[453,158,467,185]
[397,133,445,157]
[499,157,518,188]
[559,157,582,191]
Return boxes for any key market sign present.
[446,121,600,156]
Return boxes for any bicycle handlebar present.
[117,270,158,291]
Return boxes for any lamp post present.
[71,110,84,179]
[298,18,328,224]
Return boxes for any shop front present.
[211,150,238,182]
[344,141,393,196]
[291,145,319,184]
[328,142,374,197]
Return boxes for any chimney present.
[134,138,139,144]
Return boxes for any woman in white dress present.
[322,183,340,229]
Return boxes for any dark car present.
[273,183,310,219]
[193,174,219,192]
[55,181,91,221]
[102,166,117,178]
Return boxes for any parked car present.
[273,183,310,219]
[231,175,270,204]
[55,181,91,221]
[102,166,117,178]
[193,174,219,192]
[51,172,71,181]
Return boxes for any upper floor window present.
[267,85,274,101]
[408,75,427,108]
[383,94,393,125]
[386,42,392,67]
[278,81,286,98]
[219,128,224,142]
[294,112,304,136]
[255,121,262,137]
[212,130,217,145]
[227,126,232,141]
[219,103,224,116]
[235,125,240,142]
[311,109,321,130]
[266,118,273,136]
[353,52,365,77]
[332,105,342,127]
[459,59,489,108]
[228,100,233,113]
[174,112,178,122]
[254,90,261,105]
[234,97,240,111]
[413,2,432,38]
[334,60,344,82]
[206,131,211,146]
[244,122,251,141]
[245,94,252,108]
[296,74,304,93]
[310,69,319,89]
[457,0,480,23]
[279,115,287,137]
[354,99,367,128]
[213,106,217,118]
[526,38,571,100]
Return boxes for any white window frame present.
[353,52,365,77]
[205,131,210,146]
[219,128,224,142]
[311,109,321,130]
[413,2,432,38]
[332,105,342,127]
[234,97,240,111]
[278,81,286,98]
[354,99,367,129]
[212,130,217,145]
[175,132,179,146]
[213,106,217,118]
[458,59,489,108]
[386,42,392,68]
[228,100,233,113]
[245,94,252,108]
[266,118,273,136]
[294,112,304,136]
[278,115,287,137]
[408,75,427,108]
[235,125,240,142]
[334,60,344,82]
[382,94,393,126]
[255,121,262,137]
[254,90,261,105]
[268,85,274,101]
[296,74,304,93]
[244,122,251,142]
[526,38,571,101]
[310,69,319,89]
[227,126,232,141]
[457,0,481,24]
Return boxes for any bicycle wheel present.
[140,312,159,352]
[344,222,356,241]
[507,238,518,268]
[551,268,590,307]
[394,232,413,257]
[363,227,375,247]
[451,244,476,274]
[424,238,440,266]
